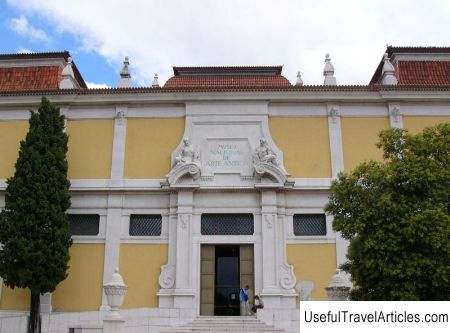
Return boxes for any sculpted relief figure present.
[174,138,200,167]
[253,138,280,167]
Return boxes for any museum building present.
[0,46,449,332]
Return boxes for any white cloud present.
[85,81,110,89]
[6,0,450,85]
[9,15,50,43]
[17,48,33,53]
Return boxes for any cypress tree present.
[0,97,72,333]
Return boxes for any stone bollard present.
[325,269,351,301]
[103,268,128,333]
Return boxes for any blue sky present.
[1,0,450,88]
[0,2,115,87]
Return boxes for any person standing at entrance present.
[240,285,250,316]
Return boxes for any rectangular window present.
[293,214,326,236]
[69,214,100,236]
[201,214,254,235]
[129,214,162,236]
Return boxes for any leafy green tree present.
[0,97,72,333]
[325,123,450,300]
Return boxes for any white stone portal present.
[158,101,297,313]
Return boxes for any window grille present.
[129,215,162,236]
[69,214,99,236]
[201,214,254,235]
[293,214,326,236]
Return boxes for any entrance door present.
[200,244,254,316]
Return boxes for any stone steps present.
[163,316,285,333]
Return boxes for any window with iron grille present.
[69,214,100,236]
[129,215,162,236]
[201,214,254,235]
[293,214,326,236]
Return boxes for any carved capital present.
[263,214,275,229]
[115,106,127,125]
[328,107,340,123]
[390,105,402,123]
[179,214,190,229]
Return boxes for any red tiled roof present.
[165,75,292,88]
[0,66,62,90]
[164,66,292,88]
[370,46,450,84]
[396,61,450,85]
[0,51,87,90]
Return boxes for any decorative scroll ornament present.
[158,264,175,289]
[279,262,297,289]
[166,138,201,185]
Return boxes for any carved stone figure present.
[174,138,200,166]
[253,138,280,167]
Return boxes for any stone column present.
[260,190,298,308]
[100,194,124,310]
[327,104,344,179]
[110,106,127,185]
[173,191,195,308]
[157,193,177,308]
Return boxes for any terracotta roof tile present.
[0,66,62,90]
[164,75,292,88]
[396,61,450,85]
[370,46,450,84]
[0,51,87,89]
[164,66,291,88]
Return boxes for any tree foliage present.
[325,123,450,300]
[0,97,72,332]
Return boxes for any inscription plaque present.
[202,139,252,176]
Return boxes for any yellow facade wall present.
[66,120,114,179]
[341,117,390,171]
[52,244,105,311]
[119,244,168,308]
[403,116,450,134]
[0,285,30,310]
[124,119,184,178]
[0,121,28,179]
[287,244,336,301]
[269,117,332,177]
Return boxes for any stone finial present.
[59,57,77,89]
[103,268,128,320]
[295,71,303,86]
[325,269,351,301]
[381,53,398,85]
[118,56,131,88]
[152,73,160,88]
[323,53,337,86]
